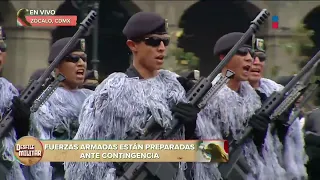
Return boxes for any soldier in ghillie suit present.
[26,37,93,180]
[64,12,199,180]
[0,26,30,180]
[194,32,285,180]
[249,39,307,179]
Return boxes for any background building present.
[1,0,320,87]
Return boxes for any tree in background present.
[282,23,320,107]
[283,24,315,72]
[163,30,200,75]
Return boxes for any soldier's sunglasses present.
[236,47,255,57]
[64,54,87,63]
[143,36,170,47]
[0,40,7,53]
[254,52,267,62]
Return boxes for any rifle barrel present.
[91,2,100,72]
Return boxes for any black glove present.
[248,112,271,149]
[171,102,200,139]
[273,114,290,144]
[273,104,295,143]
[11,96,31,139]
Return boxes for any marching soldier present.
[64,12,199,180]
[249,38,307,179]
[194,32,284,180]
[0,26,30,179]
[25,37,93,180]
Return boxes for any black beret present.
[123,12,168,40]
[276,75,294,86]
[48,37,85,63]
[0,26,6,40]
[213,32,253,56]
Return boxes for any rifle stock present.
[0,11,97,138]
[116,9,270,180]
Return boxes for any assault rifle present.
[0,10,97,138]
[30,74,66,112]
[287,79,320,126]
[116,9,270,180]
[218,50,320,179]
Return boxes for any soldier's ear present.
[126,40,138,52]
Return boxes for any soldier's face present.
[137,34,169,71]
[249,52,266,83]
[55,51,87,89]
[225,48,253,81]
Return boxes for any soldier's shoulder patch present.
[80,39,85,51]
[256,38,265,52]
[165,19,169,31]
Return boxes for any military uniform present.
[64,12,199,180]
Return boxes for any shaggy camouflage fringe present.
[64,70,187,180]
[284,114,308,179]
[259,78,308,179]
[0,78,25,180]
[194,75,285,180]
[26,87,92,180]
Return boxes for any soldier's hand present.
[11,96,31,139]
[171,102,200,139]
[273,114,290,143]
[248,112,271,148]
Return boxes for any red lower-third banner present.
[17,16,77,27]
